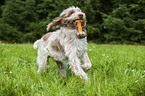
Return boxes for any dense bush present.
[102,5,144,44]
[0,0,145,44]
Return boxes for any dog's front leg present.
[81,52,92,70]
[68,54,88,82]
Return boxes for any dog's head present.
[46,6,87,31]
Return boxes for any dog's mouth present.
[73,19,85,24]
[73,19,84,23]
[72,15,85,23]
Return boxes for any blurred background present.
[0,0,145,44]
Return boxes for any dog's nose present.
[78,14,83,19]
[79,14,83,16]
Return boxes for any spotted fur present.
[34,6,92,82]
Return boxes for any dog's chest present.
[62,36,87,57]
[76,38,87,56]
[59,28,88,56]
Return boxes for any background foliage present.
[0,0,145,44]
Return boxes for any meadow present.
[0,43,145,96]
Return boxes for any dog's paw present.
[81,63,92,70]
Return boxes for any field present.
[0,43,145,96]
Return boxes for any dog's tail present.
[33,39,41,49]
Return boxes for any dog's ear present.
[84,19,87,28]
[83,19,87,33]
[46,17,64,31]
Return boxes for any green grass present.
[0,43,145,96]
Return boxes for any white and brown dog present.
[33,6,92,82]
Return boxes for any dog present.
[33,6,92,82]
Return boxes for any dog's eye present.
[67,10,75,17]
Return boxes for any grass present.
[0,43,145,96]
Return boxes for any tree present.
[0,0,5,17]
[0,19,22,43]
[0,0,145,44]
[102,5,143,43]
[1,0,40,42]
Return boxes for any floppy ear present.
[46,17,64,31]
[83,20,87,28]
[83,19,87,33]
